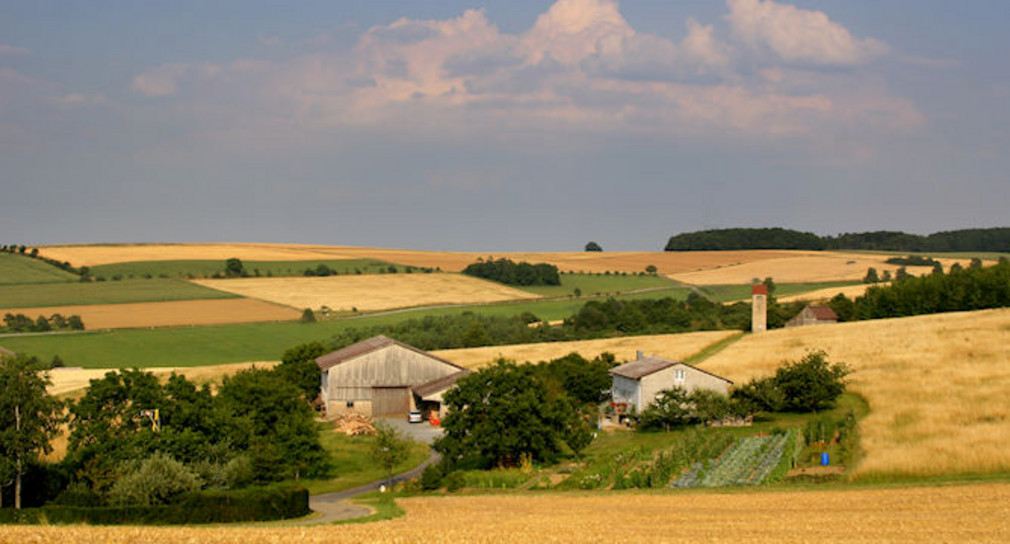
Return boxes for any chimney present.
[751,284,767,333]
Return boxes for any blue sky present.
[1,1,1008,251]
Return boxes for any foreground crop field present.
[433,330,738,369]
[8,483,1010,543]
[2,299,300,330]
[702,308,1010,479]
[668,251,965,285]
[41,243,800,274]
[191,274,539,312]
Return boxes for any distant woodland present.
[664,227,1010,252]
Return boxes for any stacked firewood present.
[333,412,377,436]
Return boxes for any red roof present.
[809,305,839,321]
[752,284,768,295]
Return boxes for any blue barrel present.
[821,452,830,466]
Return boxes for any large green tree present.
[0,353,62,509]
[435,360,575,468]
[774,350,850,412]
[277,341,327,401]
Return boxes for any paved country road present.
[292,419,444,525]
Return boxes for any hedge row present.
[0,486,309,525]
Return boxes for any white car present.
[408,410,423,423]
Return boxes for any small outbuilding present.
[315,335,467,419]
[610,353,732,414]
[785,305,839,328]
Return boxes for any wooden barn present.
[610,353,732,414]
[785,305,839,327]
[315,335,467,419]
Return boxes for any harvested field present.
[433,330,738,369]
[47,361,278,397]
[777,282,877,303]
[668,252,967,285]
[38,243,355,267]
[8,483,1010,543]
[40,243,798,274]
[1,299,299,330]
[191,274,539,313]
[702,308,1010,479]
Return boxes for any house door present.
[372,387,410,416]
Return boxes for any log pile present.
[333,412,377,436]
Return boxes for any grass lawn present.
[0,278,238,309]
[518,273,678,298]
[699,281,861,303]
[0,253,79,285]
[1,288,691,368]
[89,258,411,280]
[296,423,430,495]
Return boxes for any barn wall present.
[323,344,459,403]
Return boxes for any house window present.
[674,369,685,381]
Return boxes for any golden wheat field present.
[46,361,279,397]
[6,483,1010,543]
[433,330,738,369]
[668,251,965,285]
[0,299,300,330]
[40,242,799,274]
[191,274,539,312]
[776,282,877,303]
[702,308,1010,479]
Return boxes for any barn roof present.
[315,335,465,372]
[412,370,470,398]
[808,305,839,321]
[610,356,733,384]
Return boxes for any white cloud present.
[124,0,920,151]
[0,44,31,55]
[726,0,888,65]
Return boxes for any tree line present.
[0,352,323,511]
[829,258,1010,321]
[664,227,1010,252]
[462,258,561,286]
[3,313,84,333]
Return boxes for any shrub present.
[444,471,465,492]
[107,453,202,506]
[420,464,444,491]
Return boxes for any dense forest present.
[664,227,1010,252]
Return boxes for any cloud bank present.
[124,0,921,147]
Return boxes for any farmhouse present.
[315,335,467,419]
[785,305,839,328]
[610,353,732,413]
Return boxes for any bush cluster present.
[463,258,560,286]
[2,312,84,333]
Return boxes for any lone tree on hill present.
[224,257,246,278]
[584,241,603,252]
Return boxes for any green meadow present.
[0,253,79,285]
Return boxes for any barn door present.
[372,387,410,416]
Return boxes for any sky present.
[1,0,1008,251]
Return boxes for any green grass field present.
[518,273,677,298]
[0,253,79,285]
[0,278,238,309]
[0,287,693,367]
[699,281,861,303]
[89,258,411,280]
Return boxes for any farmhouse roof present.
[315,335,465,372]
[412,370,471,398]
[808,305,839,321]
[610,356,733,385]
[609,356,678,380]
